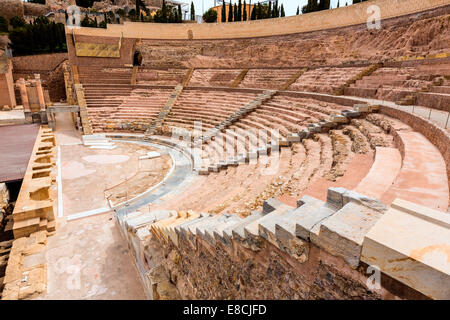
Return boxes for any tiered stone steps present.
[189,69,243,87]
[289,67,366,94]
[239,69,304,89]
[163,89,259,135]
[195,101,379,176]
[144,187,387,269]
[136,68,187,85]
[345,64,450,111]
[84,86,172,133]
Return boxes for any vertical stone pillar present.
[17,78,32,123]
[74,84,93,135]
[35,74,47,123]
[34,74,46,111]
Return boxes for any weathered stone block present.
[313,202,384,268]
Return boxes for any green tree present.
[233,4,238,21]
[0,16,8,33]
[190,1,195,21]
[250,5,256,20]
[221,2,226,22]
[202,8,217,23]
[296,6,300,15]
[237,0,242,21]
[302,0,319,14]
[9,16,26,29]
[267,1,271,19]
[243,0,247,21]
[81,14,92,27]
[178,4,182,22]
[280,4,285,17]
[228,2,233,22]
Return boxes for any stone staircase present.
[344,64,450,111]
[289,67,366,94]
[144,84,184,137]
[239,69,304,89]
[189,69,244,87]
[82,134,116,150]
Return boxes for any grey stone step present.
[274,196,328,244]
[125,210,174,232]
[203,215,242,245]
[175,213,211,240]
[229,211,266,244]
[213,215,243,247]
[196,215,230,244]
[313,201,384,269]
[255,203,296,247]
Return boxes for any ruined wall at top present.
[66,2,450,69]
[12,53,68,103]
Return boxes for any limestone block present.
[361,199,450,300]
[229,211,262,242]
[341,110,361,118]
[326,187,387,212]
[353,104,369,112]
[245,203,294,249]
[313,202,384,268]
[287,133,301,143]
[330,114,349,124]
[213,215,242,247]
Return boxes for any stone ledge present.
[361,199,450,300]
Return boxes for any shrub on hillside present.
[9,16,26,29]
[9,16,66,56]
[0,16,8,33]
[203,8,217,23]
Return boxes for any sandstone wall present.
[67,3,450,69]
[0,0,24,20]
[23,3,51,17]
[12,53,68,103]
[70,0,449,40]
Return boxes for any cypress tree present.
[233,4,238,22]
[237,0,242,21]
[228,3,233,22]
[243,0,247,21]
[221,1,226,22]
[280,4,285,17]
[257,2,262,20]
[178,4,182,22]
[337,0,340,8]
[94,17,98,27]
[250,5,256,20]
[296,6,299,15]
[190,1,195,21]
[273,0,278,18]
[267,1,271,19]
[135,0,140,19]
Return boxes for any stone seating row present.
[194,103,379,175]
[344,65,450,111]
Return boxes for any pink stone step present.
[354,147,402,199]
[381,131,449,211]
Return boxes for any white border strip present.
[57,145,64,218]
[110,141,177,210]
[67,206,110,221]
